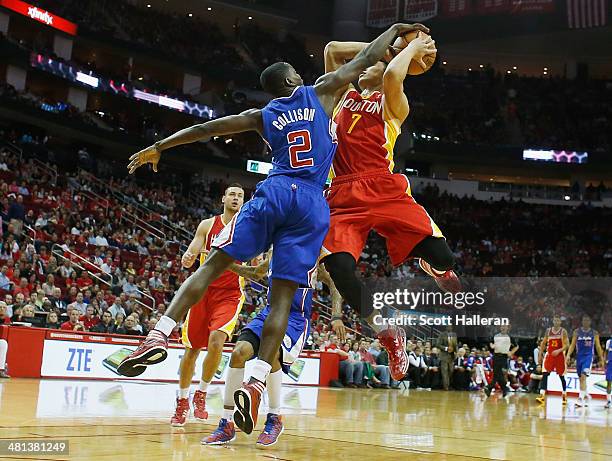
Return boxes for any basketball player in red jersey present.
[321,27,458,380]
[536,315,569,405]
[170,183,246,426]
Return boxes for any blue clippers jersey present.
[576,328,595,356]
[607,339,612,362]
[261,86,337,188]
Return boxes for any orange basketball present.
[392,31,436,75]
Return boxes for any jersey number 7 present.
[287,129,314,168]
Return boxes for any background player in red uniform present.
[170,183,245,426]
[536,315,569,405]
[321,27,456,380]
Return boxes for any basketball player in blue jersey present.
[566,314,604,407]
[118,22,433,423]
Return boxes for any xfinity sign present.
[1,0,78,35]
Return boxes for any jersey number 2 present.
[287,130,314,168]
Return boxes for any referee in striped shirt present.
[484,324,518,398]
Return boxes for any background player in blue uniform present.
[605,338,612,409]
[117,21,424,414]
[202,252,336,447]
[566,315,605,407]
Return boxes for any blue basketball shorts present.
[576,354,593,376]
[212,175,329,287]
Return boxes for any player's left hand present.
[551,349,561,357]
[331,319,347,342]
[128,144,161,174]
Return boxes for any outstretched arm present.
[314,23,425,115]
[383,33,436,122]
[324,41,368,73]
[128,108,263,173]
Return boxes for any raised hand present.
[405,33,437,69]
[128,144,161,174]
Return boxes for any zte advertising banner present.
[40,339,320,386]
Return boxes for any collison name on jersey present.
[271,108,317,131]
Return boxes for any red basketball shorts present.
[181,287,244,350]
[323,170,444,266]
[543,351,566,376]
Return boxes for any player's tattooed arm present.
[128,109,263,174]
[228,255,270,281]
[317,263,347,341]
[182,218,214,269]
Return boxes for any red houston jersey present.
[199,215,241,292]
[330,87,401,178]
[546,327,566,354]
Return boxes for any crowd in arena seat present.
[406,68,612,154]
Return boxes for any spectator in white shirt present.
[408,346,429,389]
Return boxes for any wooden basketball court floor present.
[0,379,610,461]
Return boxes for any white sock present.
[0,339,7,370]
[250,359,272,383]
[539,389,545,396]
[267,370,283,415]
[199,380,210,392]
[179,388,189,399]
[579,390,585,399]
[223,367,245,419]
[155,315,176,337]
[607,392,611,402]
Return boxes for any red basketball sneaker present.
[256,413,284,448]
[170,397,189,427]
[419,259,462,294]
[117,329,168,377]
[202,418,236,445]
[377,327,408,381]
[193,390,208,420]
[233,378,265,434]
